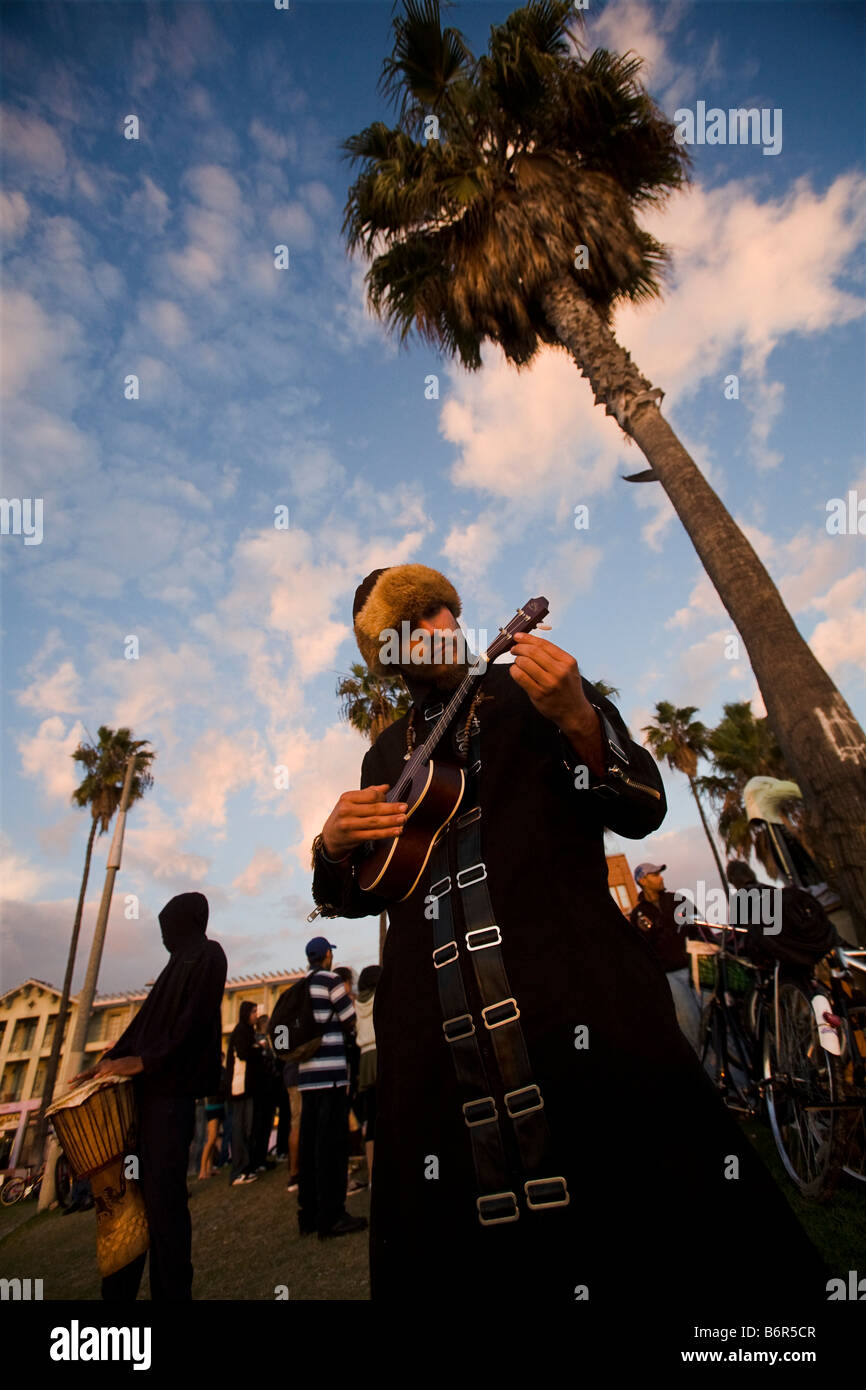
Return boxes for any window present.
[11,1018,37,1053]
[105,1011,126,1042]
[609,884,632,913]
[33,1060,48,1099]
[42,1014,58,1049]
[86,1012,106,1044]
[0,1062,26,1103]
[0,1021,6,1050]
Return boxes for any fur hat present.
[352,564,462,676]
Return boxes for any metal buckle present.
[477,1192,520,1226]
[424,703,444,721]
[482,998,520,1030]
[429,874,451,899]
[432,941,458,969]
[468,759,482,778]
[462,1096,498,1127]
[443,1014,475,1042]
[524,1176,570,1210]
[466,925,502,952]
[455,805,481,828]
[456,861,487,889]
[504,1084,544,1118]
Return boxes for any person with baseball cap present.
[295,936,367,1240]
[630,863,703,1053]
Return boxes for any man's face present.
[398,605,471,692]
[642,871,665,894]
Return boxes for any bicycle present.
[0,1163,43,1206]
[696,775,866,1200]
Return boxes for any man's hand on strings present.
[510,632,605,776]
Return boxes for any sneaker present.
[286,1175,299,1192]
[232,1174,258,1186]
[255,1165,267,1173]
[346,1178,368,1195]
[318,1213,368,1239]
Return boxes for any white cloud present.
[0,106,66,177]
[17,717,87,803]
[17,658,82,715]
[233,848,285,896]
[137,298,190,348]
[0,189,30,239]
[0,838,45,901]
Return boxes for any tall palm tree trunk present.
[540,277,866,939]
[688,776,727,894]
[33,815,98,1155]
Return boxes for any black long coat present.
[313,665,826,1309]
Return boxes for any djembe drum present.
[47,1074,149,1277]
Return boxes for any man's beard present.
[396,653,472,693]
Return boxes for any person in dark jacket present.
[226,1001,261,1185]
[74,891,227,1300]
[310,564,828,1312]
[629,862,704,1052]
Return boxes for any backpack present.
[268,974,334,1063]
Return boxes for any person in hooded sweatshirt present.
[74,891,227,1301]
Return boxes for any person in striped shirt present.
[296,936,368,1240]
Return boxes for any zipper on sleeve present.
[607,763,662,800]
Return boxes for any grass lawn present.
[1,1119,862,1300]
[0,1163,371,1301]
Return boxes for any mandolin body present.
[356,758,466,902]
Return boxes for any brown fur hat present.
[352,564,462,676]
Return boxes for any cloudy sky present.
[1,0,863,996]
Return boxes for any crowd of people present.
[189,941,381,1239]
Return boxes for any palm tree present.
[643,702,727,892]
[341,0,866,939]
[337,664,412,960]
[590,679,620,700]
[35,727,155,1149]
[698,701,806,875]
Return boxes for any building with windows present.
[607,854,639,916]
[1,856,638,1170]
[0,969,304,1171]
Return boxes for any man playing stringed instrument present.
[310,564,827,1309]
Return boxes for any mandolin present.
[356,596,550,902]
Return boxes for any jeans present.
[298,1086,349,1235]
[229,1096,254,1182]
[666,965,703,1055]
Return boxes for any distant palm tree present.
[643,702,726,892]
[35,727,154,1147]
[590,679,620,701]
[698,701,805,875]
[337,664,411,960]
[341,0,866,938]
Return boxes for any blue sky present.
[1,0,864,994]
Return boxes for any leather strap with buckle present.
[427,722,569,1223]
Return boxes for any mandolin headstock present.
[485,596,550,663]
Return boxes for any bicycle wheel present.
[0,1177,25,1206]
[54,1152,74,1209]
[840,1019,866,1184]
[763,978,852,1200]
